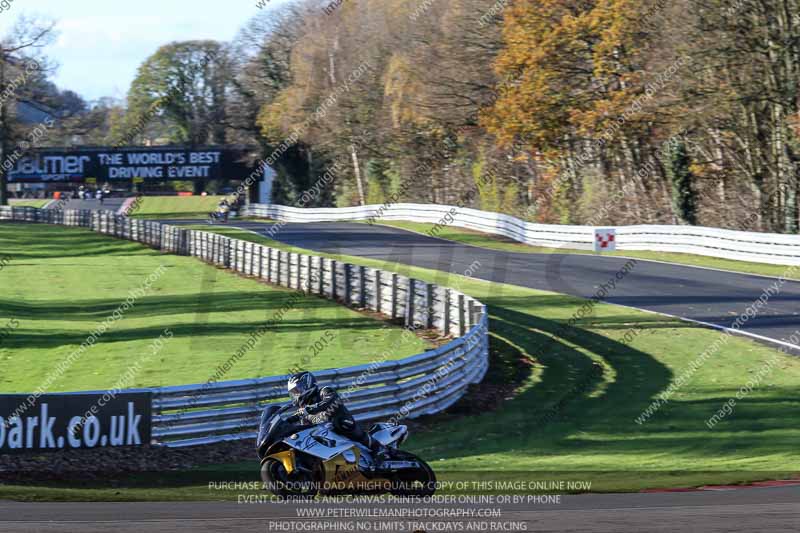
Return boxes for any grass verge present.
[7,199,50,208]
[0,223,430,393]
[129,195,226,219]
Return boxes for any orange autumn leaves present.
[482,0,662,153]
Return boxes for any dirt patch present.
[0,439,257,484]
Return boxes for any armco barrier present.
[243,203,800,267]
[0,206,489,448]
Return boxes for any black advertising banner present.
[0,392,152,454]
[7,147,254,183]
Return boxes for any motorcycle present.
[256,404,436,498]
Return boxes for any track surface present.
[2,485,799,532]
[6,217,800,532]
[46,198,126,212]
[232,220,800,352]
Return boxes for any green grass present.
[8,199,50,208]
[373,220,800,280]
[0,223,430,393]
[3,223,799,500]
[129,195,228,219]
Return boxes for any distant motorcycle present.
[256,404,436,497]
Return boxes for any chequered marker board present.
[594,228,616,252]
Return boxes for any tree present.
[227,3,308,146]
[127,40,233,146]
[222,0,800,230]
[669,0,800,231]
[664,140,697,224]
[0,15,56,205]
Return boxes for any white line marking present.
[609,303,800,353]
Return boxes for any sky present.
[0,0,296,102]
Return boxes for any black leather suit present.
[298,386,371,448]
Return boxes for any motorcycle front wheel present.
[388,452,437,497]
[261,456,321,498]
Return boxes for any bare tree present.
[0,15,56,205]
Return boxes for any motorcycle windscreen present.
[257,406,281,457]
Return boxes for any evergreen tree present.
[665,141,697,225]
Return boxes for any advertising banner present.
[0,392,152,453]
[7,147,253,183]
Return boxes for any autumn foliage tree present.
[113,0,800,232]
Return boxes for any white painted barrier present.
[243,203,800,267]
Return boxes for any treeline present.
[242,0,800,232]
[4,1,800,232]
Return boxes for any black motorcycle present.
[256,404,436,498]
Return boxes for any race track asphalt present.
[234,220,800,353]
[46,198,126,212]
[2,484,799,532]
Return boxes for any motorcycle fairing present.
[283,423,362,461]
[370,424,409,447]
[265,450,296,474]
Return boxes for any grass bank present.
[7,199,50,208]
[0,223,430,393]
[129,195,227,219]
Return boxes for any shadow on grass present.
[0,223,156,259]
[0,290,337,322]
[0,315,386,350]
[415,297,800,467]
[410,297,674,460]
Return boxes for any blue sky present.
[0,0,296,102]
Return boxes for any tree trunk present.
[328,36,339,86]
[785,170,799,232]
[350,143,366,206]
[0,52,8,206]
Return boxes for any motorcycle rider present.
[287,371,389,460]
